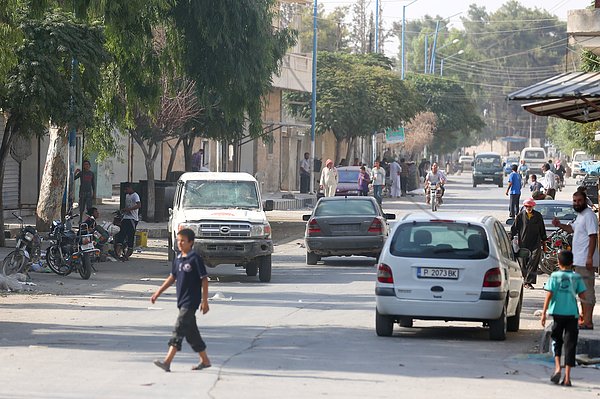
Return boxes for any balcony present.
[272,52,312,93]
[568,8,600,56]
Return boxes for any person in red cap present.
[319,159,338,197]
[510,198,547,289]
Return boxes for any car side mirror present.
[384,213,396,220]
[302,214,311,221]
[263,200,274,212]
[168,208,173,216]
[502,162,506,167]
[505,218,514,226]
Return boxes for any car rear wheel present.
[398,318,413,328]
[306,251,320,265]
[489,304,507,341]
[375,309,394,337]
[507,288,523,332]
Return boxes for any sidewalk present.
[4,191,316,239]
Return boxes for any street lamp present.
[401,0,419,80]
[440,49,464,76]
[430,38,459,74]
[310,0,317,194]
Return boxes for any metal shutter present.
[3,156,19,209]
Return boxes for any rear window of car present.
[315,199,377,216]
[523,150,545,159]
[389,222,489,259]
[338,170,360,183]
[535,204,577,221]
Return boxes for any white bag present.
[511,236,519,253]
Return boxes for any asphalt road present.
[0,174,598,398]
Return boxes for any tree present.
[406,74,485,154]
[285,51,421,163]
[349,0,372,54]
[0,10,108,231]
[298,4,350,53]
[403,112,437,160]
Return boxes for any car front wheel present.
[376,309,394,337]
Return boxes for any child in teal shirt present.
[541,250,587,387]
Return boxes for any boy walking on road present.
[541,251,587,387]
[151,229,211,372]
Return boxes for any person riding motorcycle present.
[518,160,529,185]
[554,159,566,185]
[425,162,447,204]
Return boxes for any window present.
[390,222,489,260]
[493,222,513,261]
[314,199,377,216]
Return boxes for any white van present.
[168,172,274,282]
[520,147,546,175]
[571,151,591,177]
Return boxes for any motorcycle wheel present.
[539,254,558,275]
[431,197,437,212]
[2,250,25,276]
[79,253,92,280]
[46,245,70,276]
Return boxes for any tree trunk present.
[37,127,68,232]
[345,136,356,165]
[0,114,16,246]
[145,153,156,222]
[165,137,183,179]
[335,138,344,165]
[182,135,195,171]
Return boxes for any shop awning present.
[507,72,600,123]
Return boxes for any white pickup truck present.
[168,172,274,282]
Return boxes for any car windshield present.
[338,170,360,183]
[573,153,588,162]
[390,222,489,259]
[535,204,577,221]
[182,180,259,209]
[524,150,544,159]
[315,199,377,216]
[475,156,501,167]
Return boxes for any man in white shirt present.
[319,159,338,197]
[424,162,447,204]
[541,163,557,199]
[299,152,310,193]
[389,159,402,198]
[553,190,598,329]
[371,160,386,205]
[115,183,141,261]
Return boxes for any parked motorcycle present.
[2,212,41,276]
[46,212,95,280]
[429,183,444,212]
[539,228,572,275]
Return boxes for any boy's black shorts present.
[168,308,206,353]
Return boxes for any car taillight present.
[368,218,383,233]
[483,268,502,287]
[377,263,394,283]
[307,218,321,236]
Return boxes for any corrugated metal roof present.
[507,72,600,123]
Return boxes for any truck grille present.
[199,222,251,238]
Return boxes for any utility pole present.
[310,0,317,194]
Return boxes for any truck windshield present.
[523,150,544,159]
[182,180,260,209]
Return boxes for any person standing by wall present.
[399,158,409,196]
[511,198,547,289]
[389,159,402,198]
[371,160,386,205]
[299,152,310,194]
[114,183,141,261]
[552,190,598,330]
[74,159,95,218]
[319,159,338,197]
[505,164,522,218]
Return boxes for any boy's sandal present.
[192,363,211,370]
[579,324,594,330]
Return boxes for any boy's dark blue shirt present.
[171,250,208,310]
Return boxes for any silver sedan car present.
[303,196,395,265]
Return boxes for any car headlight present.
[473,171,482,175]
[250,223,271,239]
[496,171,503,175]
[177,223,198,234]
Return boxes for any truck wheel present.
[245,261,258,277]
[258,255,272,282]
[498,181,503,188]
[167,235,175,262]
[306,251,320,265]
[473,181,477,188]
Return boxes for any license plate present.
[81,242,95,252]
[484,178,493,181]
[417,267,459,279]
[332,224,360,232]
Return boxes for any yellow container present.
[134,231,148,247]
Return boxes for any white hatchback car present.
[375,213,524,340]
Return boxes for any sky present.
[320,0,591,56]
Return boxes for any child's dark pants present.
[551,315,579,367]
[168,308,206,353]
